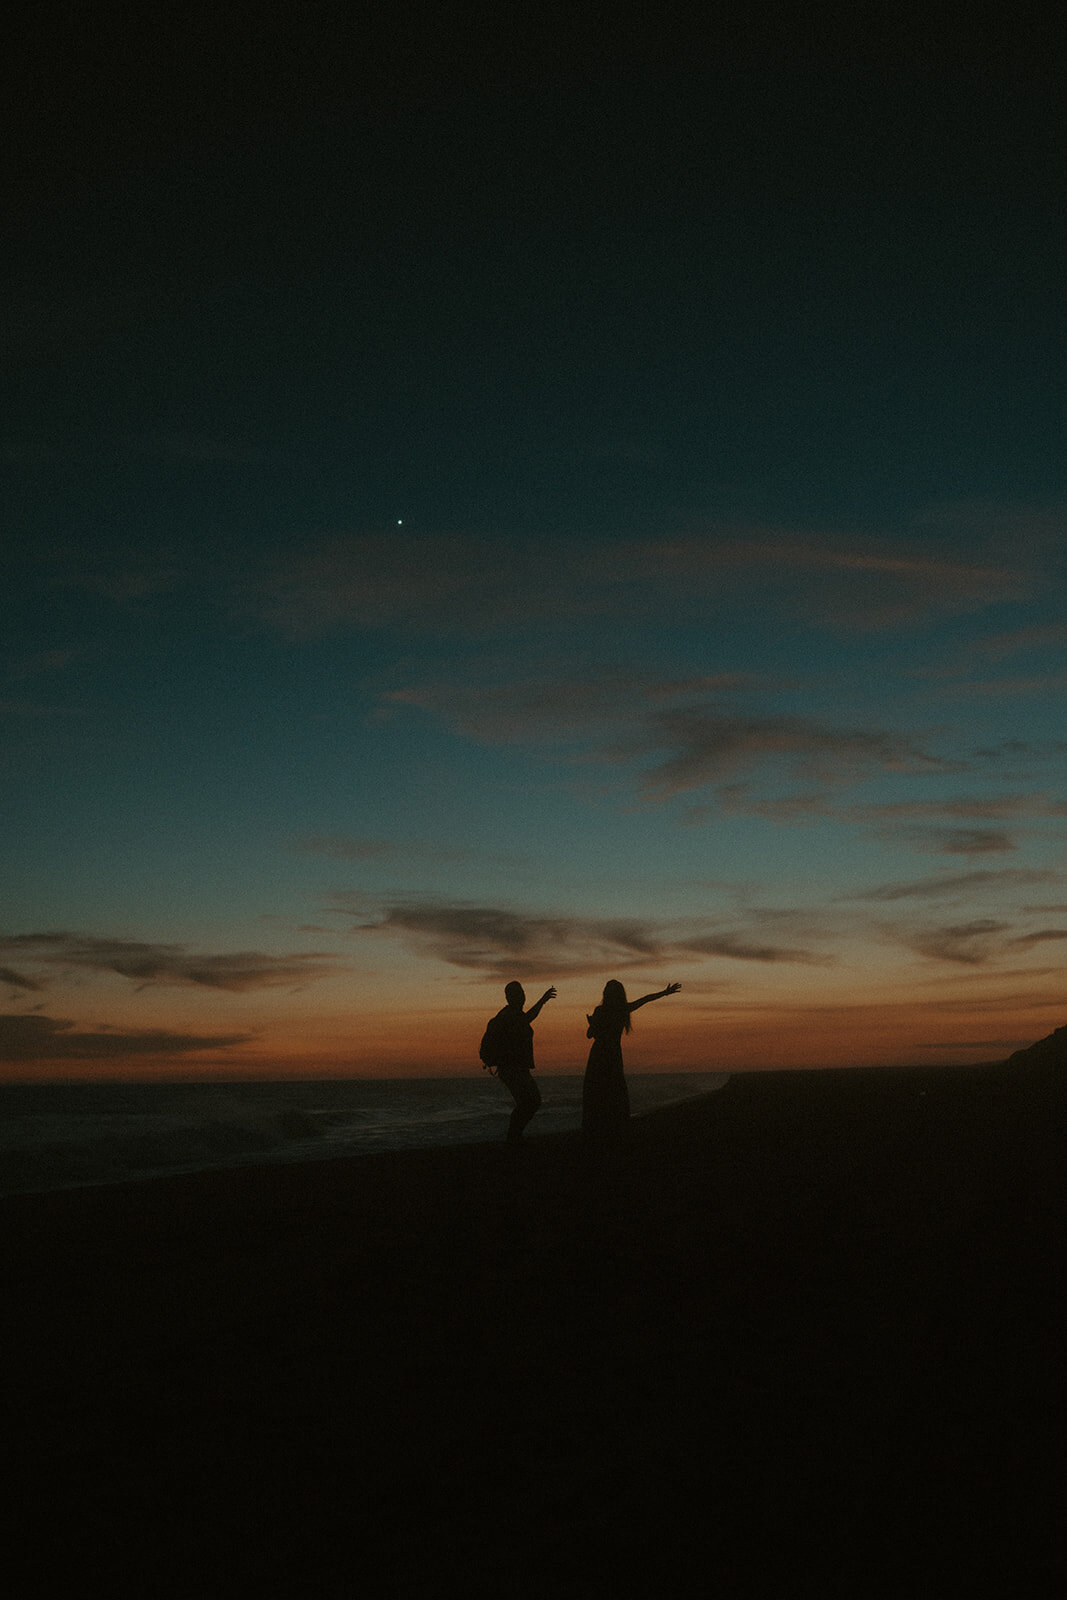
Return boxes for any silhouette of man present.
[491,981,557,1145]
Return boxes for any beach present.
[5,1060,1064,1597]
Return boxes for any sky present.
[2,4,1065,1078]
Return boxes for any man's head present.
[504,981,525,1008]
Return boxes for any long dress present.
[581,1005,630,1145]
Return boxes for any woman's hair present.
[601,979,631,1032]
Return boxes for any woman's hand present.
[664,982,681,995]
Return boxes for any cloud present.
[625,707,949,799]
[968,623,1067,661]
[379,671,663,747]
[687,796,1027,851]
[849,794,1067,822]
[619,530,1030,628]
[920,1040,1029,1051]
[900,919,1015,965]
[0,1014,254,1062]
[891,828,1017,856]
[843,868,1062,902]
[915,607,1067,686]
[935,672,1067,701]
[0,933,344,992]
[891,917,1067,967]
[680,792,835,827]
[348,900,831,980]
[1011,927,1067,950]
[383,673,954,809]
[248,533,579,639]
[1,967,42,992]
[845,793,1067,855]
[243,512,1042,639]
[672,932,831,965]
[971,738,1067,765]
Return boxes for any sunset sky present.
[3,6,1065,1077]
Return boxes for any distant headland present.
[1006,1023,1067,1070]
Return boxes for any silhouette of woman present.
[582,980,680,1150]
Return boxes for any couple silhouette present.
[487,979,681,1149]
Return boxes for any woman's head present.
[601,979,631,1030]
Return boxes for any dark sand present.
[5,1063,1065,1597]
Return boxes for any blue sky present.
[2,5,1065,1074]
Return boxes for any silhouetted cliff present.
[1007,1023,1067,1070]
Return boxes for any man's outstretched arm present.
[525,985,557,1020]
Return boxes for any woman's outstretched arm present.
[627,982,681,1013]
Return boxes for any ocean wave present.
[0,1072,729,1196]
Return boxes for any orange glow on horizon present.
[2,989,1048,1081]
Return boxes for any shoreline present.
[0,1069,730,1201]
[6,1058,1064,1595]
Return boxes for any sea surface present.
[0,1072,729,1196]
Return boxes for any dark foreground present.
[5,1062,1065,1597]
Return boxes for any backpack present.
[478,1013,505,1074]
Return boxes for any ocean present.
[0,1072,729,1196]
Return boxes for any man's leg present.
[502,1070,541,1143]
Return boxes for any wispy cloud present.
[1,967,42,993]
[844,868,1063,903]
[970,738,1067,766]
[900,919,1016,964]
[917,620,1067,685]
[624,707,950,799]
[377,670,755,745]
[968,623,1067,661]
[343,899,832,980]
[249,534,559,638]
[1012,928,1067,950]
[382,673,953,808]
[0,933,344,992]
[9,539,191,604]
[844,791,1067,856]
[684,797,1028,853]
[893,918,1067,966]
[920,1040,1029,1052]
[891,828,1017,856]
[934,673,1067,701]
[0,1013,253,1062]
[672,931,832,964]
[243,512,1041,638]
[619,530,1029,628]
[849,794,1067,821]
